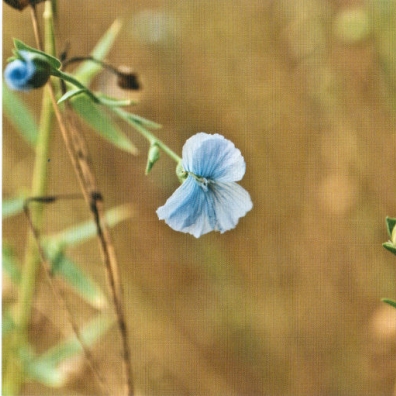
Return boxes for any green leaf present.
[73,19,123,86]
[115,108,162,130]
[57,88,87,104]
[71,95,138,154]
[2,310,16,335]
[383,241,396,255]
[3,85,38,146]
[50,203,133,247]
[51,69,99,103]
[386,216,396,238]
[96,93,134,107]
[24,314,114,387]
[13,39,62,70]
[2,244,21,284]
[382,298,396,309]
[46,247,107,309]
[2,194,26,219]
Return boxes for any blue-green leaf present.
[71,95,138,154]
[3,85,38,146]
[73,19,123,86]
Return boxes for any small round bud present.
[176,161,187,183]
[4,50,51,91]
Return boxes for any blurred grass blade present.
[71,95,138,154]
[3,309,16,335]
[24,314,114,387]
[3,85,38,146]
[382,298,396,309]
[49,203,134,247]
[73,19,123,86]
[96,94,134,107]
[3,244,21,284]
[2,195,26,219]
[48,250,107,309]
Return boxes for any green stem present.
[3,3,56,395]
[111,106,182,164]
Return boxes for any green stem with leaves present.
[3,3,56,395]
[111,106,182,164]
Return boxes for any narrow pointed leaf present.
[96,94,134,107]
[115,107,162,130]
[57,88,87,104]
[383,241,396,255]
[382,298,396,309]
[126,113,162,129]
[71,95,138,154]
[13,39,61,70]
[73,19,123,86]
[386,216,396,238]
[3,85,38,146]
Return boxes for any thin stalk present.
[3,4,55,395]
[43,6,135,394]
[3,48,54,396]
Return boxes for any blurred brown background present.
[4,0,396,395]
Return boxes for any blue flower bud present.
[4,50,51,91]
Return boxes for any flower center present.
[188,172,211,191]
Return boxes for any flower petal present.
[209,181,253,233]
[157,176,216,238]
[4,58,35,91]
[182,133,246,182]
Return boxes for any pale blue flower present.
[157,133,253,238]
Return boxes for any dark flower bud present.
[4,50,51,91]
[116,66,140,90]
[3,0,45,11]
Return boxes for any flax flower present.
[157,133,253,238]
